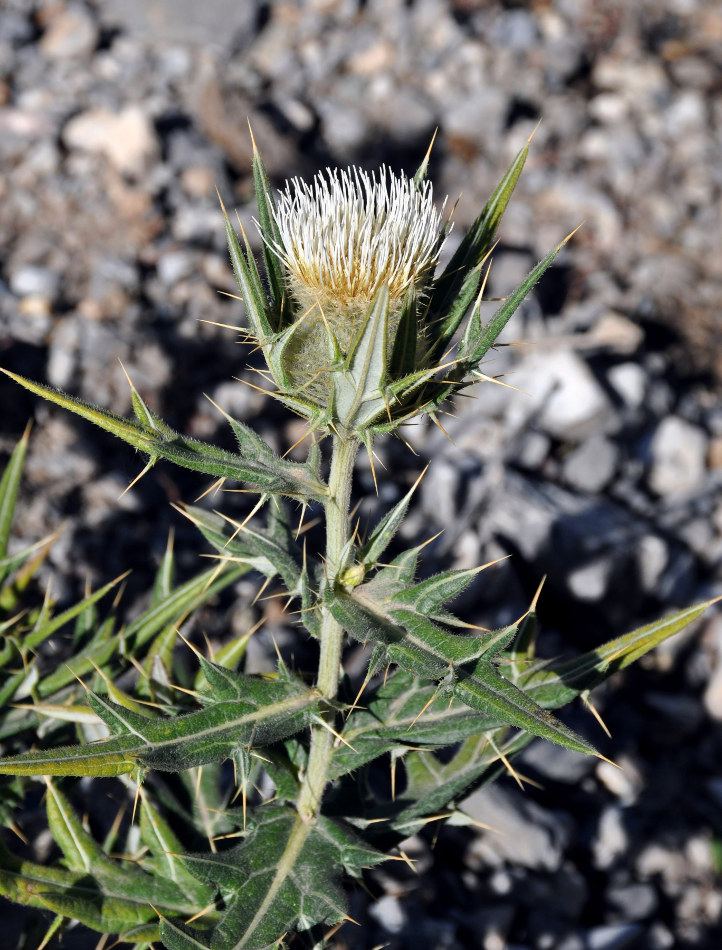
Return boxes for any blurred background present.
[0,1,721,948]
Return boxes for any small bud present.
[340,562,366,589]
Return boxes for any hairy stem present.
[297,434,359,821]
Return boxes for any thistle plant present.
[0,136,714,950]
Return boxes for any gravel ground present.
[1,1,722,948]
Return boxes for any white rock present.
[567,557,611,600]
[563,434,617,494]
[9,265,59,299]
[63,106,158,175]
[40,5,98,59]
[512,349,613,440]
[648,415,707,496]
[608,362,647,408]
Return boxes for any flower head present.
[269,166,445,316]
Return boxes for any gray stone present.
[511,350,614,441]
[635,534,669,595]
[607,362,647,409]
[593,806,628,870]
[607,882,658,920]
[648,416,707,497]
[100,0,260,49]
[567,556,612,601]
[9,265,59,300]
[40,4,98,59]
[519,741,597,784]
[368,894,406,934]
[463,785,572,872]
[586,924,643,950]
[63,106,159,176]
[563,435,618,494]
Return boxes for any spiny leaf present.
[328,586,599,757]
[357,467,427,568]
[1,371,327,501]
[0,423,30,561]
[463,231,575,366]
[160,804,383,950]
[426,139,529,350]
[251,136,287,325]
[518,599,714,707]
[221,200,276,340]
[0,679,318,776]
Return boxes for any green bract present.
[0,141,713,950]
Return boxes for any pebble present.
[40,4,98,59]
[463,785,571,872]
[9,264,59,300]
[513,350,614,441]
[63,105,159,175]
[585,924,643,950]
[607,363,647,410]
[562,434,618,494]
[647,416,707,497]
[593,806,628,870]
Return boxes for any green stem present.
[297,434,359,821]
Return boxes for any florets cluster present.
[270,166,445,316]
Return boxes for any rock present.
[596,755,644,806]
[463,785,571,871]
[319,99,368,158]
[567,557,612,601]
[519,740,597,784]
[444,87,508,157]
[368,894,406,934]
[40,4,98,59]
[511,350,614,441]
[9,265,59,300]
[585,924,643,950]
[634,534,669,596]
[63,106,159,176]
[702,616,722,720]
[608,363,647,409]
[100,0,260,49]
[562,434,618,494]
[607,882,658,921]
[647,416,707,497]
[593,806,628,870]
[157,250,195,285]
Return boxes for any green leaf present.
[182,503,302,594]
[129,561,247,650]
[426,139,529,350]
[392,730,532,830]
[463,232,573,366]
[1,371,327,501]
[139,790,215,906]
[22,571,127,653]
[221,199,276,340]
[0,832,202,938]
[0,423,30,561]
[0,676,318,776]
[332,671,501,778]
[328,586,599,756]
[251,137,287,326]
[160,804,383,950]
[389,286,418,379]
[519,599,714,707]
[357,467,426,568]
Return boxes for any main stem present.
[297,433,359,821]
